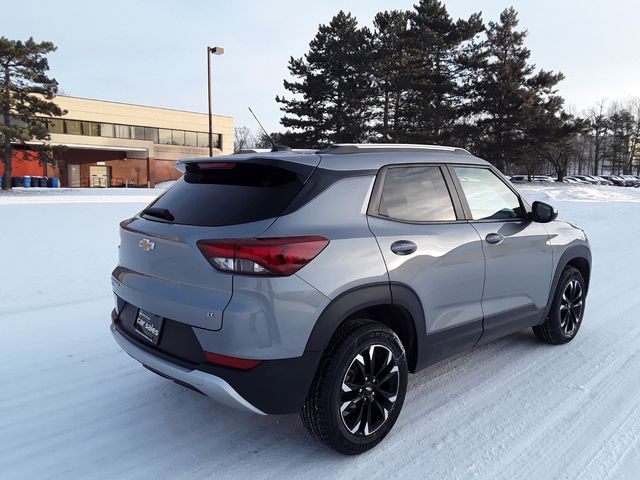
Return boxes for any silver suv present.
[110,143,591,454]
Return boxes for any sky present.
[3,0,640,134]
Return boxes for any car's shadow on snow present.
[110,328,549,470]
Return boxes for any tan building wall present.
[49,95,234,155]
[33,95,234,187]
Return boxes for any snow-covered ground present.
[1,184,640,480]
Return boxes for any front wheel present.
[300,319,408,455]
[533,266,586,344]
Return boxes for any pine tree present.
[474,8,565,172]
[403,0,484,144]
[275,11,374,147]
[370,10,412,142]
[1,37,65,190]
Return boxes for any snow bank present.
[2,186,640,479]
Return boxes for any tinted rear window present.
[376,166,456,222]
[145,163,305,226]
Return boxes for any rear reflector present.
[204,351,262,370]
[197,236,329,276]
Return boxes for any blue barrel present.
[0,176,3,189]
[22,176,31,188]
[48,177,60,188]
[11,176,22,187]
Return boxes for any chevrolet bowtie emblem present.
[139,238,155,251]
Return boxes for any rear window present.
[145,162,305,226]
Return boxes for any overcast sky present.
[3,0,639,134]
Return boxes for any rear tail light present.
[204,351,262,370]
[197,236,329,276]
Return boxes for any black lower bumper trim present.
[112,308,321,415]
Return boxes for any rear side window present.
[145,163,304,226]
[374,166,456,222]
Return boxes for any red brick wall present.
[150,159,182,186]
[0,149,62,179]
[1,147,183,187]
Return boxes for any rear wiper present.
[141,207,175,222]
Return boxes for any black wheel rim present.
[560,278,583,336]
[339,344,400,437]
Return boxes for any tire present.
[300,319,408,455]
[533,266,586,345]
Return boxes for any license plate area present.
[134,309,164,344]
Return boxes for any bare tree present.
[585,99,609,175]
[233,126,256,153]
[622,98,640,175]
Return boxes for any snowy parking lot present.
[1,184,640,480]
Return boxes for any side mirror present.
[530,201,558,223]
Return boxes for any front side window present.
[376,166,456,222]
[454,167,523,220]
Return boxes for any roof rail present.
[319,143,471,155]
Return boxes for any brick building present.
[1,95,234,187]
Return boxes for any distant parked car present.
[563,177,580,184]
[509,175,528,183]
[598,175,626,187]
[621,175,640,187]
[570,175,600,185]
[583,175,610,185]
[594,176,614,185]
[533,175,556,183]
[564,176,592,185]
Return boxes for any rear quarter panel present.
[262,175,388,299]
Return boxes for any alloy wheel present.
[340,344,400,437]
[560,278,584,336]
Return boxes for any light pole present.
[207,46,224,157]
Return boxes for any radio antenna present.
[248,107,276,149]
[247,107,290,152]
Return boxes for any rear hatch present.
[113,154,319,331]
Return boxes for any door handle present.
[485,233,504,245]
[390,240,417,256]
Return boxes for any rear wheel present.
[300,319,408,455]
[533,266,586,344]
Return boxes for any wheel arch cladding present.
[544,244,592,319]
[304,283,425,373]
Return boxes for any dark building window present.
[100,123,115,137]
[115,124,131,139]
[45,117,220,149]
[65,120,82,135]
[158,128,172,144]
[82,121,100,136]
[132,126,145,140]
[185,131,198,147]
[197,132,209,148]
[172,130,185,146]
[48,119,65,134]
[144,127,159,143]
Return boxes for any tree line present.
[249,0,639,179]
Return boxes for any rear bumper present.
[110,308,323,415]
[111,324,265,415]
